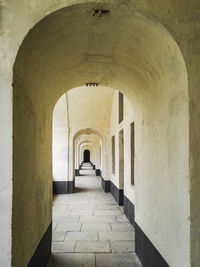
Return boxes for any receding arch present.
[12,2,189,267]
[78,140,100,166]
[73,128,104,143]
[73,129,102,174]
[83,149,90,162]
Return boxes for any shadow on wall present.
[12,2,189,267]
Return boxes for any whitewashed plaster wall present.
[1,1,198,266]
[109,87,189,267]
[110,92,135,203]
[52,94,69,181]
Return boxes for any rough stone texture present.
[52,231,67,242]
[55,222,82,232]
[99,231,135,241]
[110,241,135,253]
[81,222,111,232]
[52,241,76,253]
[111,222,134,231]
[96,253,142,267]
[94,209,122,216]
[65,232,99,241]
[48,253,95,267]
[75,241,110,253]
[48,175,141,266]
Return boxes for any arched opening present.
[72,127,105,181]
[12,2,189,267]
[83,150,90,162]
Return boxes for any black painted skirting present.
[75,169,79,176]
[101,177,123,205]
[124,195,135,226]
[135,223,169,267]
[101,177,111,193]
[53,181,74,194]
[27,223,52,267]
[110,182,124,206]
[68,181,74,193]
[96,169,101,176]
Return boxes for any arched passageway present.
[10,2,195,267]
[83,150,90,162]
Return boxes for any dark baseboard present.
[75,169,79,176]
[101,176,111,193]
[100,177,123,205]
[68,181,74,193]
[135,223,169,267]
[53,181,74,194]
[124,195,135,226]
[27,223,52,267]
[96,169,101,176]
[110,182,124,206]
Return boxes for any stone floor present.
[47,165,142,267]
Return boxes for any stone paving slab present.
[95,204,119,210]
[99,231,135,241]
[70,204,95,210]
[81,222,111,231]
[110,240,135,253]
[48,253,95,267]
[79,215,116,223]
[53,215,80,223]
[52,222,58,231]
[116,215,129,223]
[52,231,67,242]
[111,222,134,231]
[62,199,91,204]
[94,209,122,216]
[71,209,93,216]
[92,199,117,204]
[53,210,73,217]
[55,222,82,232]
[65,231,98,241]
[96,253,142,267]
[75,241,110,253]
[53,205,70,212]
[50,174,142,266]
[52,240,76,252]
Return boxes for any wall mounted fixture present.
[86,82,99,87]
[91,9,110,17]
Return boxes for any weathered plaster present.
[0,1,199,266]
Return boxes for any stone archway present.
[11,2,191,266]
[83,150,90,162]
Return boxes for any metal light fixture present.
[91,9,110,17]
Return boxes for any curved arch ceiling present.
[12,2,189,267]
[73,128,104,142]
[14,2,187,108]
